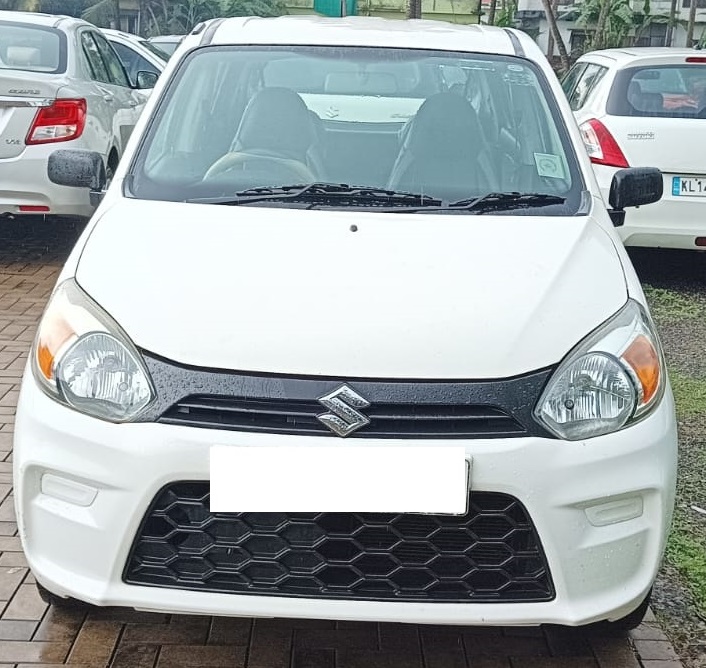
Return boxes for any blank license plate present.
[672,176,706,196]
[210,445,469,514]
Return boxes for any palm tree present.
[540,0,570,72]
[81,0,121,29]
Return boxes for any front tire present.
[586,589,652,632]
[36,582,91,611]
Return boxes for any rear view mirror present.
[48,150,106,190]
[136,71,159,90]
[48,150,107,207]
[608,167,662,226]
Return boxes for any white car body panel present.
[75,199,627,379]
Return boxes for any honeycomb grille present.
[124,483,554,603]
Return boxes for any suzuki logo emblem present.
[317,385,370,437]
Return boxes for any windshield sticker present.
[534,153,565,179]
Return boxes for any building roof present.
[207,16,532,57]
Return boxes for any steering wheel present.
[204,150,316,183]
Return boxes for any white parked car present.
[0,11,150,220]
[15,17,677,630]
[563,48,706,250]
[102,29,166,91]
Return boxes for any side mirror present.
[48,150,106,207]
[608,167,663,226]
[136,71,159,89]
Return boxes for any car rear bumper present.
[0,146,95,219]
[14,370,678,626]
[594,165,706,250]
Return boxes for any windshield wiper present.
[186,183,443,208]
[447,192,566,213]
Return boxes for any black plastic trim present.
[124,482,555,603]
[200,18,224,46]
[504,29,525,57]
[137,352,555,439]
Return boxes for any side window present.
[561,63,587,102]
[92,32,131,87]
[568,64,607,111]
[111,42,158,85]
[80,31,110,83]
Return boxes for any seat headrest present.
[235,88,316,159]
[406,93,483,159]
[5,46,41,67]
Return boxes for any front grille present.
[158,396,527,438]
[124,483,554,603]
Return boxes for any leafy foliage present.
[577,0,670,52]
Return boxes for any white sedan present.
[563,48,706,250]
[0,11,150,220]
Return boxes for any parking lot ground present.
[0,219,685,667]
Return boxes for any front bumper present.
[13,371,678,626]
[594,164,706,250]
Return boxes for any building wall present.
[287,0,481,22]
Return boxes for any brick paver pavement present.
[0,219,684,667]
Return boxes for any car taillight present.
[579,118,629,168]
[26,99,87,145]
[686,57,706,63]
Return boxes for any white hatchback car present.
[15,17,677,630]
[0,11,150,220]
[563,48,706,250]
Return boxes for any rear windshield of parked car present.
[128,46,585,215]
[607,65,706,118]
[0,22,66,74]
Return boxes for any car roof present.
[103,28,141,40]
[206,16,529,57]
[0,9,88,30]
[149,35,183,41]
[578,47,705,66]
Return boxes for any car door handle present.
[128,100,138,107]
[103,94,114,102]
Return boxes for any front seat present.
[387,93,496,201]
[231,87,325,177]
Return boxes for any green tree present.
[577,0,668,51]
[225,0,286,17]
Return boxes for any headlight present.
[535,299,664,440]
[31,279,154,421]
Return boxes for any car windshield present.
[607,64,706,118]
[128,46,585,214]
[0,22,65,73]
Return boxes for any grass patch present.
[643,286,704,321]
[669,373,706,419]
[666,513,706,620]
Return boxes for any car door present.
[85,30,145,155]
[76,28,115,160]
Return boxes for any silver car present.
[0,11,152,220]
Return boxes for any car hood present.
[75,199,627,379]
